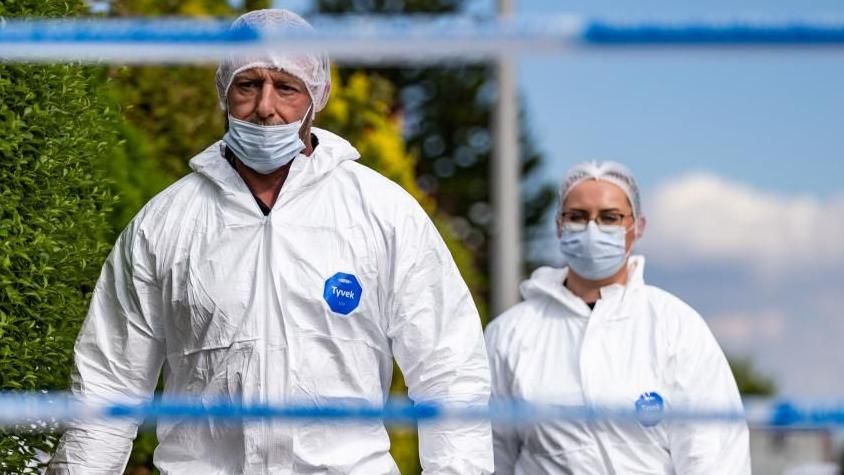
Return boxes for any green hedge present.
[0,1,119,471]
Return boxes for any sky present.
[508,0,844,399]
[269,0,844,397]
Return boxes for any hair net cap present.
[558,161,643,219]
[215,9,331,113]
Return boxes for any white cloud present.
[528,171,844,396]
[707,309,788,350]
[640,173,844,274]
[703,301,844,398]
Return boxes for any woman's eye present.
[599,214,623,225]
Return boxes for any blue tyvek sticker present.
[635,392,664,427]
[323,272,362,316]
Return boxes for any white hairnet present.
[215,9,331,112]
[558,161,642,219]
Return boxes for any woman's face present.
[557,179,641,254]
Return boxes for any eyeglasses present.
[560,211,633,232]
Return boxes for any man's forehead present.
[235,67,302,82]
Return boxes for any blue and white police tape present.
[1,393,844,430]
[1,16,844,64]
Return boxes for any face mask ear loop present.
[296,103,314,151]
[224,97,231,131]
[300,102,313,133]
[624,216,642,261]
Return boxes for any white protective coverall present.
[50,128,493,474]
[484,256,750,475]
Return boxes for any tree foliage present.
[0,1,118,472]
[729,357,776,397]
[104,2,478,473]
[318,70,484,311]
[316,0,558,307]
[110,65,442,475]
[101,0,250,236]
[0,1,785,473]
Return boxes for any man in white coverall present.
[484,161,750,474]
[48,9,493,474]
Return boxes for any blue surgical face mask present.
[559,221,631,281]
[222,105,311,174]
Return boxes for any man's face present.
[227,67,312,127]
[557,180,640,253]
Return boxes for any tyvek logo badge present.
[323,272,362,316]
[635,392,664,427]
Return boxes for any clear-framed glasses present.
[560,210,633,232]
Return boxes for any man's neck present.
[230,130,314,211]
[564,264,629,305]
[234,159,292,211]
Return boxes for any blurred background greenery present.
[0,0,777,473]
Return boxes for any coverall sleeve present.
[48,217,166,474]
[484,321,522,475]
[667,308,751,475]
[386,210,494,475]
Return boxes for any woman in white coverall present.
[48,9,493,475]
[484,161,750,474]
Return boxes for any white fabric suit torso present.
[484,257,750,475]
[49,128,493,474]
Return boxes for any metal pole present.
[491,0,522,316]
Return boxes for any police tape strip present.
[1,393,844,430]
[1,16,844,64]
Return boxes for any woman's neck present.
[564,263,630,305]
